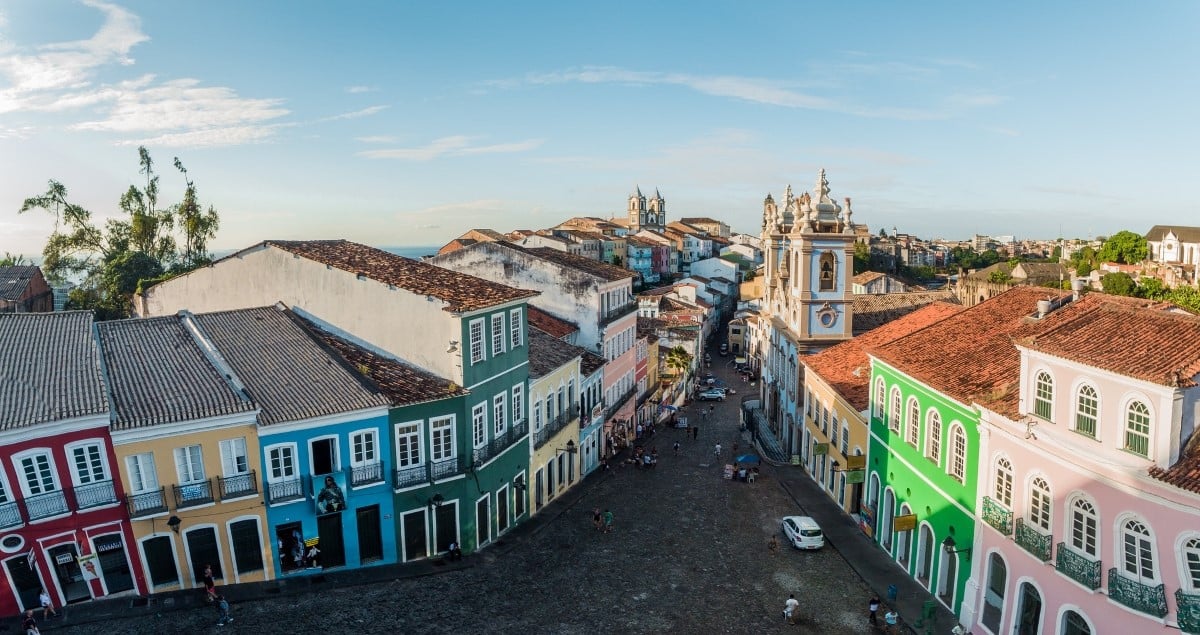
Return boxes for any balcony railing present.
[534,405,580,448]
[1014,518,1053,562]
[1175,589,1200,635]
[600,300,637,327]
[25,490,69,520]
[267,477,305,504]
[126,488,168,518]
[394,465,426,489]
[0,501,21,528]
[218,471,258,500]
[473,420,529,466]
[74,479,117,510]
[431,456,462,480]
[349,462,384,487]
[1055,543,1101,590]
[981,496,1013,535]
[604,387,637,420]
[173,479,214,509]
[1107,568,1167,618]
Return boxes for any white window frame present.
[491,313,505,356]
[1067,495,1099,558]
[430,415,456,462]
[948,423,966,483]
[125,453,158,494]
[472,403,487,449]
[0,467,13,505]
[469,318,485,365]
[994,456,1013,508]
[12,449,59,497]
[307,434,341,476]
[906,397,920,448]
[174,444,205,485]
[1033,370,1054,421]
[395,421,424,468]
[1117,516,1158,584]
[1074,384,1099,438]
[218,437,249,477]
[926,409,942,466]
[889,387,902,434]
[874,378,885,420]
[533,397,543,432]
[1029,476,1051,532]
[509,308,523,349]
[264,443,298,483]
[65,439,110,486]
[349,429,379,467]
[1123,400,1152,458]
[1178,535,1200,592]
[511,384,524,425]
[493,393,507,437]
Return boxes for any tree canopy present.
[18,147,221,319]
[1100,272,1136,296]
[1096,230,1148,265]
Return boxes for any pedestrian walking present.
[202,564,217,603]
[714,442,722,459]
[22,609,38,635]
[783,593,799,625]
[673,441,680,455]
[38,588,57,619]
[692,425,699,440]
[592,507,603,531]
[768,534,779,557]
[602,509,614,533]
[215,594,233,626]
[868,596,880,626]
[884,609,899,633]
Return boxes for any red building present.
[0,312,142,616]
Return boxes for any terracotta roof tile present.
[296,316,467,407]
[267,240,537,313]
[580,350,607,377]
[1150,452,1200,495]
[852,290,958,333]
[870,287,1069,415]
[527,328,585,378]
[522,247,635,281]
[527,306,579,339]
[1013,293,1200,388]
[852,271,886,285]
[804,303,963,410]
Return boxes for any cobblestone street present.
[55,352,875,635]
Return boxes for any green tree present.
[1167,287,1200,313]
[172,157,220,269]
[1100,272,1136,296]
[853,242,870,275]
[1096,230,1148,265]
[664,346,693,378]
[1136,277,1168,300]
[0,253,30,266]
[1051,245,1062,261]
[988,269,1013,284]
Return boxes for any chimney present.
[1037,299,1052,318]
[1071,278,1085,301]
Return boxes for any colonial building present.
[626,187,667,234]
[0,266,53,313]
[526,328,584,516]
[0,312,142,615]
[1146,225,1200,266]
[758,170,858,457]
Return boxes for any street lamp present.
[942,536,971,556]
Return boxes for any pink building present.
[965,294,1200,635]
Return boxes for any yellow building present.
[800,302,963,513]
[526,328,585,515]
[97,316,275,592]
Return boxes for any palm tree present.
[664,346,693,379]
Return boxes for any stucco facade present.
[800,375,866,515]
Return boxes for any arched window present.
[926,410,941,466]
[1183,537,1200,591]
[819,252,836,291]
[1074,385,1098,438]
[1120,518,1156,582]
[1124,401,1151,457]
[982,553,1007,632]
[1062,610,1092,635]
[906,397,920,448]
[948,424,966,482]
[889,388,902,434]
[994,457,1013,507]
[1069,498,1098,557]
[874,378,885,420]
[867,472,880,508]
[1034,370,1054,420]
[1029,477,1051,531]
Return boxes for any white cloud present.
[355,135,397,144]
[319,105,388,122]
[115,124,283,148]
[70,78,288,132]
[359,136,543,160]
[345,85,375,94]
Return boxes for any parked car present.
[782,515,824,550]
[719,343,728,356]
[697,388,726,401]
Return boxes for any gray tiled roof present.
[191,306,389,426]
[0,311,108,430]
[528,327,584,379]
[0,266,39,301]
[96,316,256,430]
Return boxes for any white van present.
[782,515,825,550]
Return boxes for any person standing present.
[602,508,614,533]
[783,593,799,625]
[768,535,779,557]
[868,596,880,627]
[202,564,217,603]
[215,594,233,626]
[22,609,38,635]
[884,609,899,633]
[672,441,680,455]
[714,442,722,460]
[592,507,603,531]
[38,589,57,619]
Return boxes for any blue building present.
[190,306,396,574]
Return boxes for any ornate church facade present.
[757,169,858,457]
[626,186,667,233]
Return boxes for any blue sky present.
[1,1,1197,256]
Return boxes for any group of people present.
[201,564,234,625]
[591,507,614,533]
[630,445,658,468]
[19,589,58,635]
[780,593,897,630]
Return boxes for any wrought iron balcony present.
[349,462,384,487]
[25,490,69,520]
[604,387,637,420]
[74,479,117,510]
[981,496,1013,535]
[600,300,637,327]
[1055,543,1102,590]
[218,471,258,500]
[267,477,305,504]
[0,501,21,528]
[534,406,580,448]
[126,488,168,518]
[1175,589,1200,635]
[430,456,462,480]
[1107,568,1167,618]
[173,479,214,509]
[1014,518,1053,562]
[393,465,427,489]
